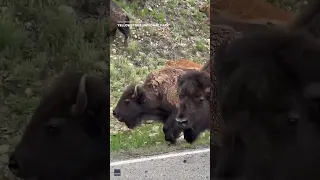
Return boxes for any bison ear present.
[132,85,147,104]
[71,75,88,116]
[196,72,211,88]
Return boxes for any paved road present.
[110,148,210,180]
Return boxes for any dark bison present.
[212,1,320,178]
[212,0,295,25]
[209,5,288,143]
[110,0,130,47]
[8,72,109,180]
[198,3,210,24]
[164,58,202,69]
[113,66,200,144]
[175,70,211,143]
[210,24,243,142]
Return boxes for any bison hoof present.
[184,133,197,144]
[168,140,177,146]
[165,136,177,145]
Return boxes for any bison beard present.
[8,72,109,180]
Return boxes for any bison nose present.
[8,155,21,176]
[176,116,189,128]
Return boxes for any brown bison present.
[212,0,320,179]
[113,66,200,144]
[213,0,295,25]
[164,59,202,69]
[8,72,109,180]
[110,0,130,47]
[211,0,296,35]
[175,70,211,143]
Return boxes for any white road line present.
[110,148,210,166]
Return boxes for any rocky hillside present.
[0,0,108,179]
[110,0,210,134]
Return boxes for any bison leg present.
[183,128,199,144]
[163,111,183,144]
[110,30,117,43]
[118,27,129,47]
[172,126,182,139]
[163,125,175,144]
[163,125,183,144]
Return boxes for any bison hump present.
[144,67,186,106]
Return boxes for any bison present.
[212,1,320,178]
[8,72,109,180]
[110,0,130,47]
[112,65,200,144]
[213,0,295,25]
[175,70,211,143]
[209,4,288,143]
[164,59,202,69]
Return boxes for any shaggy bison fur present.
[8,72,109,180]
[164,59,202,69]
[212,1,320,178]
[212,0,295,24]
[113,66,199,144]
[175,71,211,143]
[210,24,243,142]
[110,0,130,47]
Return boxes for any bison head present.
[113,84,161,129]
[212,30,320,178]
[175,71,211,134]
[8,72,109,180]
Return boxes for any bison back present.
[164,59,202,70]
[110,0,128,23]
[213,0,295,23]
[143,67,196,107]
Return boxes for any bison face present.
[113,84,159,129]
[9,117,102,180]
[8,74,109,180]
[215,87,320,179]
[175,71,211,132]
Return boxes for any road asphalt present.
[110,148,210,180]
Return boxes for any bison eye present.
[288,118,298,125]
[45,124,61,135]
[124,99,130,104]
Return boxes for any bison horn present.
[205,87,211,93]
[132,85,139,98]
[71,75,88,116]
